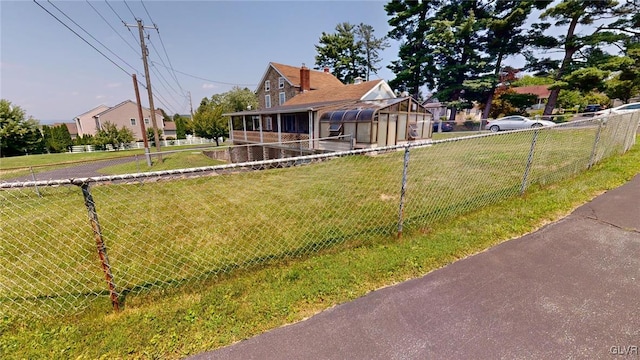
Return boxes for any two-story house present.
[256,62,344,109]
[226,63,433,154]
[74,100,164,141]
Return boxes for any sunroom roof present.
[320,98,407,122]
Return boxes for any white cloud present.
[106,82,121,88]
[96,95,106,99]
[202,83,217,89]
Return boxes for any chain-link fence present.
[1,113,638,318]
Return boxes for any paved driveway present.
[3,157,138,183]
[191,174,640,359]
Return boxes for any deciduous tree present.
[0,99,44,157]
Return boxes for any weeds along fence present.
[1,114,638,318]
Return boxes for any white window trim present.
[279,91,286,105]
[265,94,271,108]
[144,118,150,125]
[130,118,136,126]
[278,77,285,89]
[265,80,271,91]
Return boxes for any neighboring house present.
[512,85,551,110]
[226,72,433,152]
[74,100,163,141]
[163,120,177,139]
[74,104,110,138]
[256,62,344,109]
[51,122,79,140]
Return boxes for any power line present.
[149,62,187,110]
[33,0,131,76]
[147,37,182,95]
[104,0,139,45]
[140,0,186,95]
[85,0,139,57]
[123,0,137,19]
[149,61,258,87]
[45,0,141,74]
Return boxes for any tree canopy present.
[0,99,44,157]
[315,22,389,84]
[194,87,258,146]
[525,0,634,114]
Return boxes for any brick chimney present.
[300,64,311,93]
[323,66,330,73]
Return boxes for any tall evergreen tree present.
[354,23,390,81]
[525,0,632,115]
[478,0,551,120]
[385,0,435,98]
[315,22,389,84]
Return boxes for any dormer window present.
[265,80,270,91]
[278,77,285,89]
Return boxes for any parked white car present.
[485,116,555,132]
[596,102,640,116]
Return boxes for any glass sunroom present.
[319,97,432,148]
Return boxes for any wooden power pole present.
[126,19,162,161]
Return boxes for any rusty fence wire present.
[1,113,638,318]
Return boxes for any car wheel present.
[531,123,542,128]
[489,125,499,132]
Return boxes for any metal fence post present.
[79,182,119,311]
[588,119,604,169]
[397,144,410,238]
[520,129,539,195]
[29,167,41,197]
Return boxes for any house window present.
[284,115,296,132]
[265,94,271,108]
[278,77,285,89]
[130,118,136,126]
[252,116,260,130]
[265,116,272,131]
[265,80,270,91]
[144,118,149,125]
[279,92,286,105]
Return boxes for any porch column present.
[308,110,313,149]
[259,115,264,143]
[277,113,282,144]
[242,115,247,141]
[228,118,234,142]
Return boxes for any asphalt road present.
[3,157,139,183]
[190,174,640,360]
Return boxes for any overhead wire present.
[106,1,184,114]
[37,0,186,115]
[150,61,258,87]
[104,0,139,46]
[85,0,139,57]
[140,0,187,96]
[123,0,137,20]
[33,0,131,76]
[45,0,141,74]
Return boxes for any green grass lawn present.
[0,145,225,180]
[1,136,637,359]
[0,121,637,359]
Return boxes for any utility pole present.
[132,74,151,166]
[188,91,194,123]
[126,19,162,161]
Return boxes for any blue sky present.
[1,0,403,122]
[2,1,608,123]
